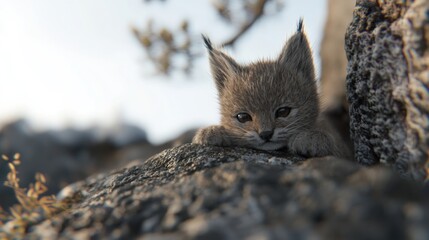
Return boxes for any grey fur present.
[194,20,348,158]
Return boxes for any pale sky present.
[0,0,326,143]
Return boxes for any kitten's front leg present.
[288,130,334,157]
[193,125,234,147]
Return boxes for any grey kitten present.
[193,19,347,158]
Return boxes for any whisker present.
[276,117,309,136]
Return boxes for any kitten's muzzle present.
[259,131,274,141]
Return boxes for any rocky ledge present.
[27,144,429,239]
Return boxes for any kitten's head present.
[204,19,319,151]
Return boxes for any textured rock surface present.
[0,120,194,210]
[345,0,429,180]
[25,144,429,239]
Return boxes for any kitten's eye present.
[275,107,291,118]
[236,113,252,123]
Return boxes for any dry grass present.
[0,153,68,239]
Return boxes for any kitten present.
[193,19,347,158]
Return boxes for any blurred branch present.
[132,20,199,75]
[221,0,268,47]
[133,0,284,76]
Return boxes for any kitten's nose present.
[259,131,273,141]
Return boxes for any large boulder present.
[27,144,429,239]
[345,0,429,180]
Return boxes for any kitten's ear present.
[202,35,241,93]
[277,19,315,80]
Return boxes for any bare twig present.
[221,0,268,47]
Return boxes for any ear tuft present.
[201,34,213,51]
[297,18,304,32]
[277,19,315,81]
[202,36,241,94]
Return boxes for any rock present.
[27,144,429,239]
[0,119,197,211]
[0,120,154,210]
[345,0,429,180]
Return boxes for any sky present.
[0,0,326,144]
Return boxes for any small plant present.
[0,153,68,239]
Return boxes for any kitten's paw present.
[289,131,334,157]
[192,126,226,146]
